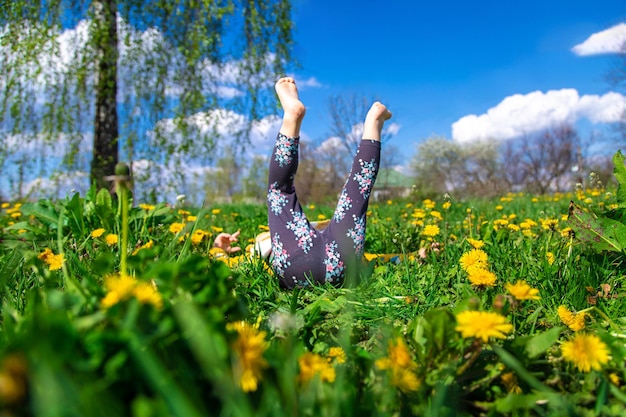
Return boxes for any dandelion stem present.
[119,183,129,278]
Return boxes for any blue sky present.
[286,0,625,163]
[2,1,625,200]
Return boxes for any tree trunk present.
[91,0,119,190]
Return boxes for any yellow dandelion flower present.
[493,218,509,230]
[501,372,522,394]
[609,373,620,386]
[211,208,221,215]
[442,201,452,210]
[505,280,540,301]
[37,248,65,271]
[455,310,513,342]
[209,247,228,259]
[459,249,488,272]
[522,219,538,228]
[557,306,586,331]
[169,222,185,234]
[298,352,335,384]
[546,252,555,265]
[375,337,420,393]
[422,199,435,209]
[211,225,224,233]
[226,321,268,392]
[430,210,442,220]
[91,228,105,238]
[139,204,155,211]
[37,248,53,262]
[541,218,559,231]
[132,240,154,255]
[101,274,162,309]
[258,225,269,231]
[178,209,190,216]
[133,281,163,309]
[187,215,197,222]
[422,224,440,237]
[495,205,503,211]
[105,234,118,246]
[0,203,9,209]
[507,223,520,232]
[191,229,207,245]
[466,238,484,249]
[225,255,245,269]
[412,209,426,219]
[467,268,497,287]
[101,274,137,308]
[561,333,610,372]
[328,347,346,364]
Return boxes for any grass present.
[0,185,624,416]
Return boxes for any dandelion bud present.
[467,297,480,310]
[114,162,130,177]
[493,294,508,315]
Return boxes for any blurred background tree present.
[0,0,294,198]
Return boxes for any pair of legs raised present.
[267,77,392,288]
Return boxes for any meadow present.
[0,163,624,416]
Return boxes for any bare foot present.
[275,77,306,137]
[362,102,392,141]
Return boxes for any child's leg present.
[267,78,320,287]
[323,103,392,280]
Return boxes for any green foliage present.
[0,0,295,197]
[0,179,624,416]
[567,150,626,256]
[613,150,626,206]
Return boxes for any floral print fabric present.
[267,135,380,288]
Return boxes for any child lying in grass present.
[265,77,392,289]
[211,219,431,284]
[210,78,425,288]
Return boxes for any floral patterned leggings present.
[267,133,381,288]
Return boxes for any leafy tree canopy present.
[0,0,294,200]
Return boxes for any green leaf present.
[21,201,62,228]
[95,188,114,229]
[613,150,626,206]
[567,201,626,253]
[513,326,563,359]
[492,345,554,393]
[409,308,457,357]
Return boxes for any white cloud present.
[296,76,323,89]
[385,122,401,136]
[23,171,90,199]
[452,89,626,143]
[572,23,626,56]
[317,136,345,154]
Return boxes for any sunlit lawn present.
[0,184,624,416]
